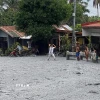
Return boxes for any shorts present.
[76,52,80,57]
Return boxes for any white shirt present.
[27,41,31,49]
[17,45,22,51]
[49,47,55,54]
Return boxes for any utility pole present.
[72,0,76,51]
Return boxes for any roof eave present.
[82,26,100,28]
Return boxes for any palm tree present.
[93,0,100,17]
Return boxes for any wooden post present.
[58,33,60,51]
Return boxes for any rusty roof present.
[52,24,73,33]
[0,26,25,38]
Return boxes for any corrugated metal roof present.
[62,25,73,31]
[52,24,73,33]
[0,26,25,37]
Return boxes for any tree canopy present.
[68,0,90,25]
[93,0,100,16]
[16,0,72,42]
[0,0,20,26]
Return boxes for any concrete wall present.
[82,28,100,36]
[0,30,15,48]
[8,36,15,47]
[0,30,8,37]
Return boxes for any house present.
[52,24,83,51]
[0,26,32,53]
[52,24,73,51]
[82,21,100,55]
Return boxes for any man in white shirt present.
[48,44,56,60]
[16,44,23,55]
[27,41,31,49]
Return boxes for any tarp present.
[20,35,32,39]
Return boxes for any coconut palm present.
[93,0,100,16]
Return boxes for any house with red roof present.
[82,21,100,55]
[0,26,32,54]
[82,21,100,37]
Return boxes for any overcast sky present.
[84,0,98,16]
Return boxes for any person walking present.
[47,44,56,60]
[84,45,89,61]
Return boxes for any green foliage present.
[5,42,20,55]
[26,25,53,41]
[88,16,100,22]
[75,4,89,24]
[0,48,3,56]
[0,8,18,25]
[87,36,91,49]
[0,0,20,26]
[16,0,72,42]
[68,0,90,25]
[61,34,71,51]
[75,24,82,32]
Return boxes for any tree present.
[75,24,82,32]
[3,0,20,9]
[93,0,100,16]
[68,0,90,24]
[0,0,6,14]
[61,34,71,51]
[0,8,17,25]
[0,0,20,26]
[88,16,100,22]
[16,0,72,42]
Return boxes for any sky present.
[84,0,98,16]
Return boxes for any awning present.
[20,35,32,39]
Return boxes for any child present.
[76,42,80,61]
[92,49,98,63]
[47,44,56,60]
[84,45,89,61]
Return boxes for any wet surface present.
[0,56,100,100]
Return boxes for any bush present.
[5,42,20,56]
[0,48,3,56]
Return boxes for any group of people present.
[76,42,89,61]
[48,42,98,62]
[10,41,98,62]
[10,43,23,56]
[10,42,39,57]
[76,42,98,62]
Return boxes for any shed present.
[0,26,31,53]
